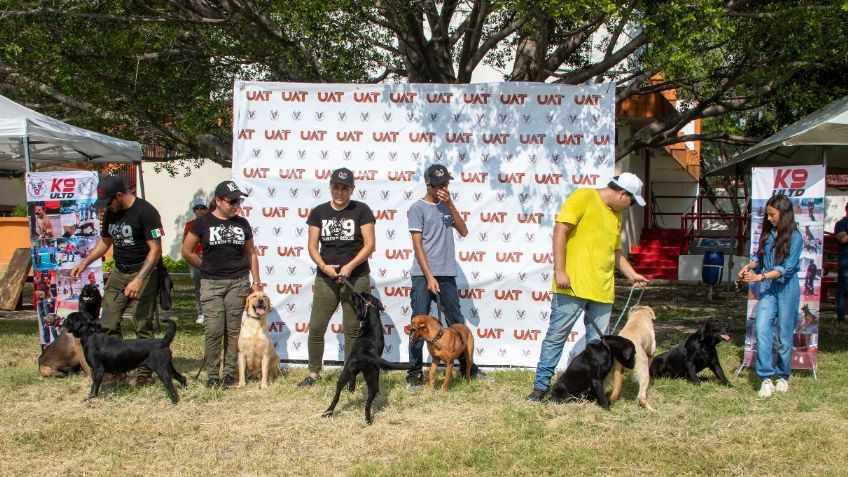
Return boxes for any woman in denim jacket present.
[738,194,803,398]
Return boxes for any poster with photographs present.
[743,165,824,371]
[25,171,103,349]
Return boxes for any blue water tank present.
[702,251,725,285]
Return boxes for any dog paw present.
[321,410,333,418]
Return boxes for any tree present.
[1,0,846,172]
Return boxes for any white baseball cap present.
[609,173,646,206]
[191,197,208,209]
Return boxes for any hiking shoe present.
[758,378,775,398]
[472,369,492,381]
[406,373,424,392]
[134,375,155,387]
[527,387,548,402]
[221,375,236,389]
[297,375,318,388]
[196,314,205,324]
[774,378,789,393]
[206,377,221,389]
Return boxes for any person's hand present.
[741,270,762,283]
[629,273,649,288]
[555,270,571,290]
[251,282,263,293]
[435,187,452,207]
[338,263,354,279]
[124,277,142,299]
[737,265,750,279]
[323,264,339,280]
[427,276,440,294]
[69,263,84,279]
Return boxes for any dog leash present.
[609,285,645,335]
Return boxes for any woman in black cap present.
[182,180,262,389]
[298,168,376,387]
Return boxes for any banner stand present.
[737,165,824,379]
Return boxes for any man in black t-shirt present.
[71,175,164,386]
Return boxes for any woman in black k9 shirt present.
[182,180,262,389]
[297,167,376,387]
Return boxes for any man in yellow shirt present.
[528,173,649,401]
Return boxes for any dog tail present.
[377,358,410,371]
[161,319,178,346]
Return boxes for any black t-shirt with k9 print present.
[101,197,163,267]
[306,201,375,278]
[191,213,254,279]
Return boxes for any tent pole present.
[23,122,31,173]
[136,162,146,199]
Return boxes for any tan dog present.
[38,331,90,377]
[409,315,474,393]
[609,305,657,410]
[237,291,281,389]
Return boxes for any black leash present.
[434,293,447,326]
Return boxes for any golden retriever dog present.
[409,315,474,393]
[237,291,281,389]
[608,305,656,410]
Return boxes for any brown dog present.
[609,305,657,410]
[409,315,474,393]
[38,330,90,377]
[237,291,281,389]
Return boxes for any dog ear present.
[607,336,636,368]
[244,293,253,313]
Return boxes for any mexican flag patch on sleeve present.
[150,228,164,239]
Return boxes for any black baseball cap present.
[330,168,354,188]
[425,164,453,186]
[214,180,249,200]
[94,175,127,210]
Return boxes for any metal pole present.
[136,161,146,199]
[23,121,32,173]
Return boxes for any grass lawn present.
[1,275,847,476]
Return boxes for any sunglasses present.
[223,197,243,206]
[193,206,208,211]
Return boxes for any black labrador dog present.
[322,291,409,424]
[63,311,187,403]
[550,335,636,410]
[78,284,102,318]
[649,317,731,386]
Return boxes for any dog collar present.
[427,327,444,345]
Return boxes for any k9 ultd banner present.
[743,165,824,372]
[26,171,104,349]
[232,81,615,368]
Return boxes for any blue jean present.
[754,283,800,380]
[532,293,612,391]
[836,262,848,322]
[407,275,479,379]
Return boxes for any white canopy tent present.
[707,95,848,176]
[0,94,141,173]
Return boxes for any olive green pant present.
[201,277,249,380]
[307,275,371,373]
[100,266,159,377]
[100,267,159,340]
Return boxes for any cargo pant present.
[201,277,249,380]
[101,266,159,377]
[307,274,371,373]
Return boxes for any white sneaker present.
[774,378,789,393]
[758,378,775,398]
[196,314,205,324]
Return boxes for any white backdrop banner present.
[232,81,615,368]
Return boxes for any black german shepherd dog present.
[64,311,187,403]
[322,291,409,424]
